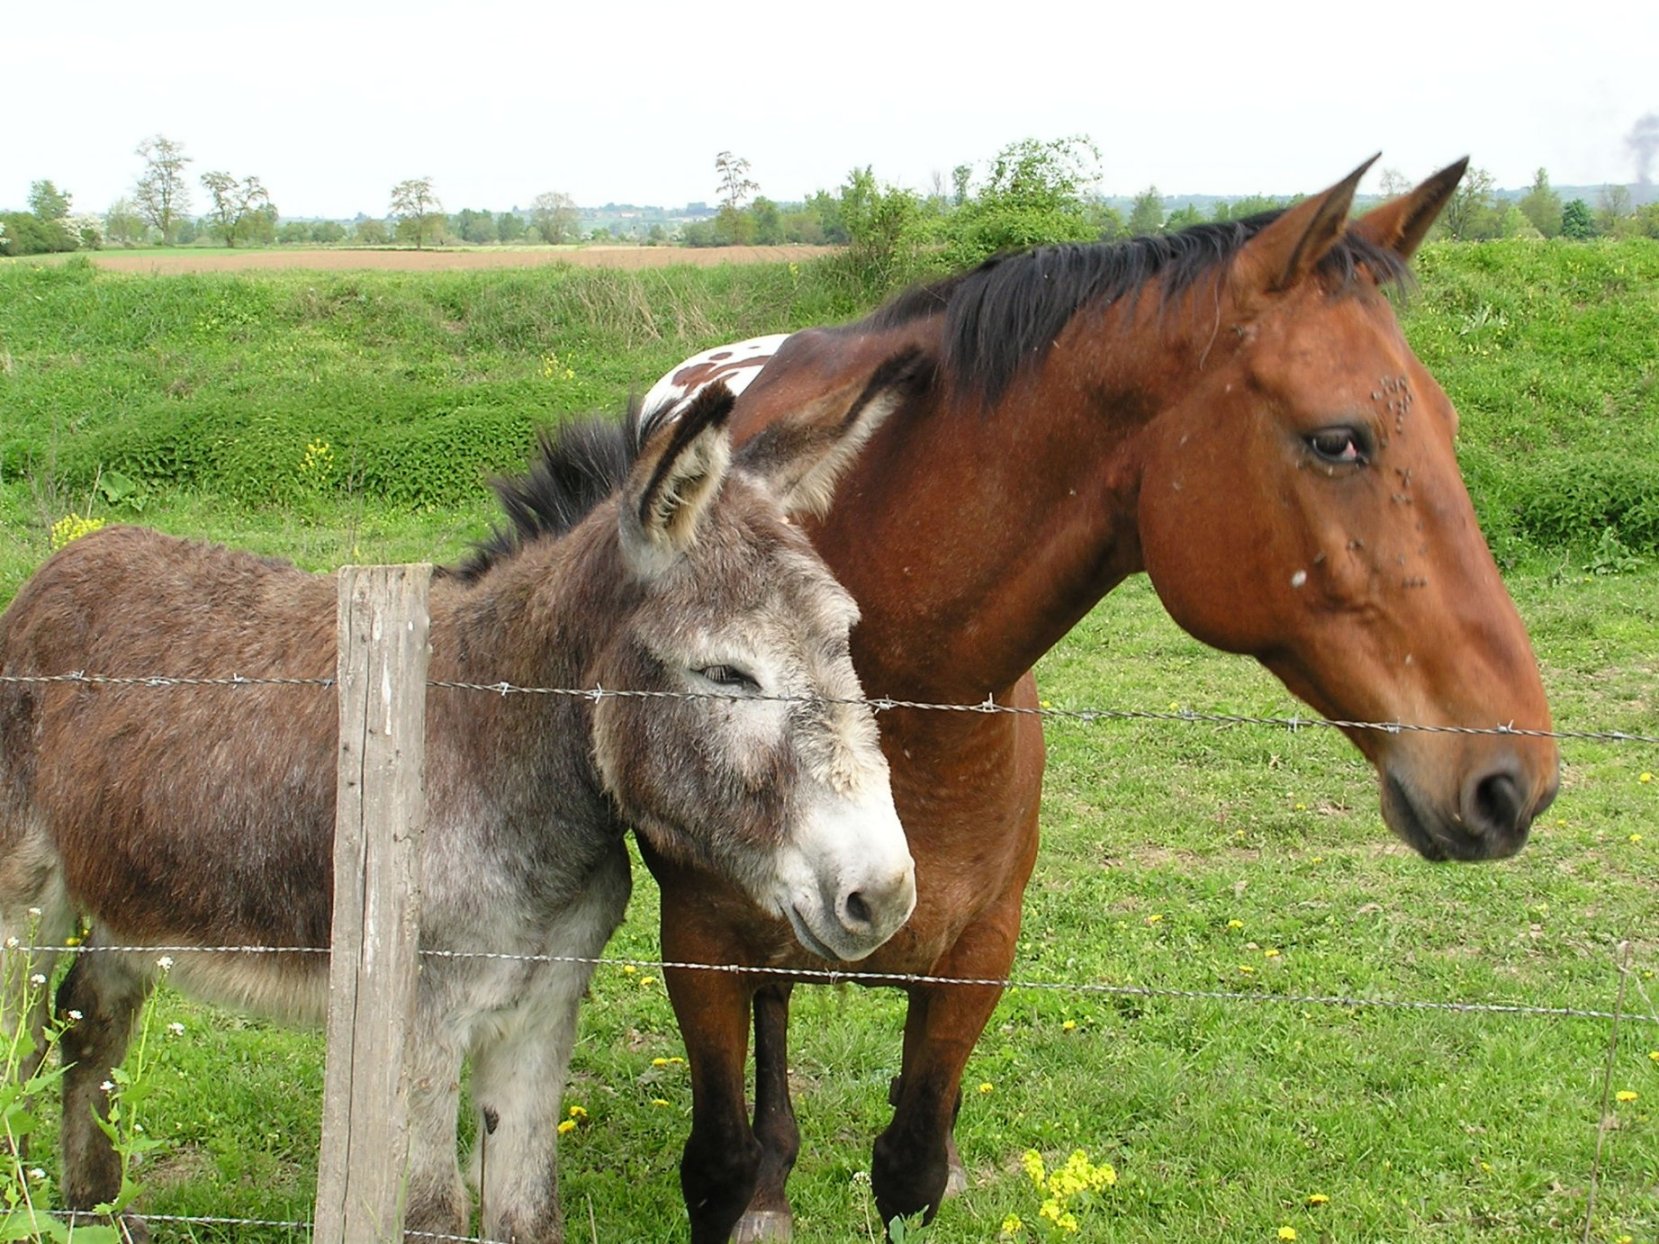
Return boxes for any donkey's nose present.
[836,865,916,944]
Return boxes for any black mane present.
[858,212,1412,408]
[445,406,648,582]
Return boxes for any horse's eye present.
[696,664,761,692]
[1306,427,1368,466]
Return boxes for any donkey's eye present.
[696,664,761,692]
[1306,427,1369,466]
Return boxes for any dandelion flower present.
[977,1081,994,1095]
[651,1098,671,1108]
[1639,772,1652,784]
[64,935,81,947]
[1648,1050,1659,1063]
[1278,1228,1298,1241]
[1264,948,1281,959]
[638,976,657,988]
[1615,1090,1638,1103]
[1238,964,1256,975]
[557,1119,577,1136]
[622,965,637,976]
[1306,1193,1329,1206]
[567,1105,587,1120]
[1629,834,1643,844]
[1062,1019,1077,1032]
[1227,919,1244,930]
[1144,913,1164,925]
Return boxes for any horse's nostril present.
[1470,770,1524,836]
[842,890,872,928]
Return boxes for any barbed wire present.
[16,942,1655,1027]
[2,671,1654,746]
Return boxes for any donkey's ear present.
[1231,155,1378,299]
[1348,158,1467,261]
[619,383,735,576]
[735,347,932,519]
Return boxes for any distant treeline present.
[7,136,1659,258]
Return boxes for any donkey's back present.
[0,525,340,960]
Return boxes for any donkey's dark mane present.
[857,212,1411,408]
[445,412,641,581]
[445,388,730,582]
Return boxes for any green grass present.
[1,247,1656,1240]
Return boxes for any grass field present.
[0,243,1655,1241]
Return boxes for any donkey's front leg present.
[466,963,593,1244]
[403,1016,469,1239]
[54,948,156,1242]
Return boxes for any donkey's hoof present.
[944,1155,968,1199]
[732,1209,793,1243]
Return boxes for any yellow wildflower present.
[1227,919,1244,930]
[556,1119,576,1136]
[651,1098,671,1107]
[1000,1214,1023,1236]
[1306,1193,1329,1206]
[977,1081,994,1094]
[1615,1090,1638,1103]
[1061,1019,1077,1032]
[1639,772,1652,784]
[567,1105,587,1120]
[1145,913,1164,925]
[1021,1149,1046,1187]
[1278,1228,1297,1241]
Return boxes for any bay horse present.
[640,159,1562,1241]
[0,363,925,1242]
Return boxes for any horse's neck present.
[813,334,1164,704]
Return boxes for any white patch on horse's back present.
[642,333,790,422]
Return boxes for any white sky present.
[6,0,1656,219]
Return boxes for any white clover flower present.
[29,973,46,986]
[28,1168,45,1181]
[5,937,19,949]
[156,955,175,971]
[27,907,42,918]
[67,1009,83,1021]
[100,1080,115,1092]
[167,1022,185,1036]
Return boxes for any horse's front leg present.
[732,981,798,1242]
[870,908,1020,1232]
[664,962,763,1244]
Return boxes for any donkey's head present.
[592,354,925,962]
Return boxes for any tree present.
[1560,199,1595,239]
[530,192,579,244]
[1128,186,1164,235]
[389,177,442,249]
[1377,168,1413,197]
[715,151,759,211]
[496,210,527,244]
[1595,184,1635,238]
[28,180,72,221]
[200,171,272,247]
[134,135,193,245]
[942,135,1103,263]
[1436,166,1500,240]
[354,217,389,246]
[104,198,147,247]
[452,207,497,245]
[1517,167,1563,238]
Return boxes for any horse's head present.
[593,355,926,960]
[1135,159,1558,861]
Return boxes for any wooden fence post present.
[314,564,432,1244]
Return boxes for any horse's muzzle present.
[1382,758,1558,862]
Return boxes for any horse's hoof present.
[731,1209,793,1243]
[944,1155,968,1199]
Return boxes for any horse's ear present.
[1231,155,1379,298]
[735,347,931,519]
[620,383,735,576]
[1349,158,1468,261]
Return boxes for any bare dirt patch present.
[81,245,841,275]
